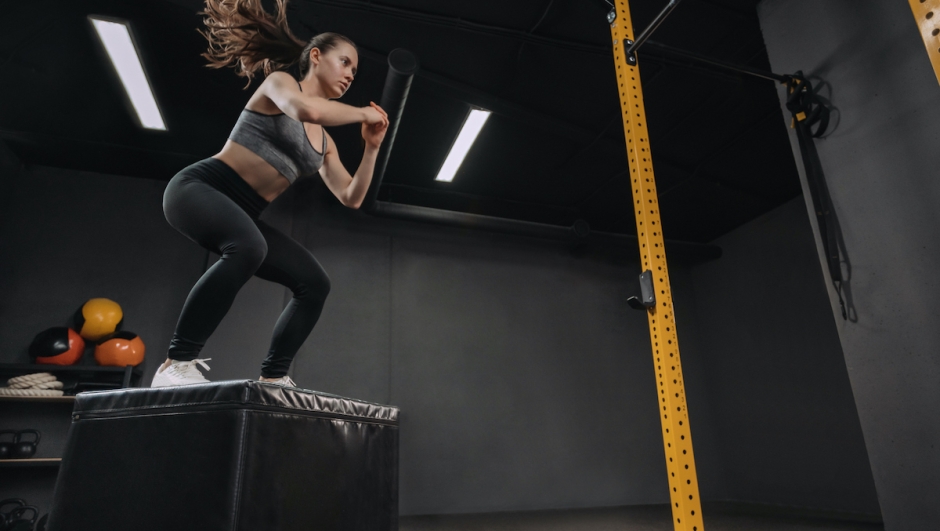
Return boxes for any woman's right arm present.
[261,72,385,127]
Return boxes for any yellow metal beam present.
[608,2,705,530]
[910,0,940,86]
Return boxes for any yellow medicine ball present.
[74,298,124,341]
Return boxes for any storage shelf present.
[0,363,141,374]
[0,363,143,392]
[0,361,138,511]
[0,395,76,403]
[0,458,62,467]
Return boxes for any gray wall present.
[0,159,723,515]
[214,181,727,515]
[0,138,879,518]
[759,1,940,528]
[0,142,20,225]
[690,197,879,517]
[0,144,205,383]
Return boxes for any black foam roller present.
[362,48,418,210]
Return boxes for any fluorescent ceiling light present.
[90,17,166,131]
[435,109,491,182]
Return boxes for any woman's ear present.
[308,48,320,68]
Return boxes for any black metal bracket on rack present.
[627,270,656,310]
[609,0,684,66]
[624,39,637,66]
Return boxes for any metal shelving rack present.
[0,363,143,513]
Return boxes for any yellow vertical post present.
[910,0,940,86]
[608,2,705,531]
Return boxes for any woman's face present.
[312,42,358,99]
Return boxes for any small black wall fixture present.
[627,270,656,310]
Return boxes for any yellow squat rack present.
[607,1,704,530]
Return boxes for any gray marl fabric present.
[228,82,325,183]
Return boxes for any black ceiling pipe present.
[369,201,721,263]
[361,48,418,211]
[371,200,582,241]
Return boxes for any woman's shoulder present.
[265,71,296,83]
[244,73,295,115]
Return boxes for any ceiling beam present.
[292,0,609,55]
[0,128,203,179]
[381,182,579,213]
[370,199,722,262]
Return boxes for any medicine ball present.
[94,331,145,367]
[29,327,85,365]
[73,298,123,341]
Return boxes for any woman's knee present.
[297,267,331,301]
[223,235,268,272]
[318,271,332,297]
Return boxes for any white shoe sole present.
[150,371,209,388]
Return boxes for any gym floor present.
[401,504,883,531]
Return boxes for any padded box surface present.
[47,380,399,531]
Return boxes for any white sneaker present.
[260,375,297,388]
[151,358,212,387]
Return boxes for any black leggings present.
[163,157,330,378]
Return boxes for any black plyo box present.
[47,380,399,531]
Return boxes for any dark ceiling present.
[0,0,800,243]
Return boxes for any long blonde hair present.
[198,0,356,88]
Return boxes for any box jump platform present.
[46,380,399,531]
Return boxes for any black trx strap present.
[785,71,846,320]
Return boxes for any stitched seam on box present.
[76,403,398,426]
[77,400,396,419]
[231,410,250,531]
[77,399,248,414]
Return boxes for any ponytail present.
[198,0,359,88]
[198,0,305,88]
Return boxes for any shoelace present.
[170,358,212,378]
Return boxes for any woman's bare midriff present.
[211,91,324,203]
[212,141,291,202]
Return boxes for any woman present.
[151,0,388,388]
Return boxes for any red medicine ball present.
[30,327,85,365]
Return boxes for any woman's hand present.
[362,101,388,149]
[361,102,388,126]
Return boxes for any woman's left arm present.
[319,103,388,209]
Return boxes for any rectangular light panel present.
[435,109,491,182]
[90,17,166,131]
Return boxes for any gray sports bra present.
[228,81,325,184]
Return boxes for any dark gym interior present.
[1,0,937,529]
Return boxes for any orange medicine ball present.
[94,332,145,367]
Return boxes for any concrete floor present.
[401,504,884,531]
